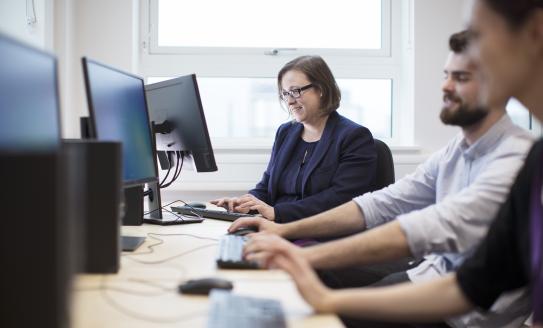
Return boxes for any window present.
[141,0,401,147]
[153,0,385,53]
[506,98,541,134]
[149,77,393,139]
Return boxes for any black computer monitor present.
[82,58,202,226]
[145,74,217,173]
[82,58,157,187]
[0,38,61,152]
[0,34,70,328]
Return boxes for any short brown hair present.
[277,55,341,115]
[449,30,471,54]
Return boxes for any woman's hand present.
[235,194,275,220]
[210,197,244,213]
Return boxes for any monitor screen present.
[145,74,217,172]
[82,58,158,186]
[0,34,60,153]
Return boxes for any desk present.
[72,219,343,327]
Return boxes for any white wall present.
[412,0,469,152]
[53,0,139,138]
[0,0,53,49]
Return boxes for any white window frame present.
[147,0,391,57]
[139,0,405,149]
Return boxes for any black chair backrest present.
[371,138,395,191]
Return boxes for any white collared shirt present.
[353,114,534,327]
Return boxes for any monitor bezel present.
[82,57,159,187]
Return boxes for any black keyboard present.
[207,290,287,328]
[216,235,258,269]
[170,205,255,222]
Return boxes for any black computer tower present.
[62,140,122,273]
[1,153,71,328]
[80,116,143,226]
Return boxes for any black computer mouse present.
[178,278,233,295]
[186,202,206,209]
[230,226,258,236]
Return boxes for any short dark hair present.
[482,0,543,28]
[277,55,341,115]
[449,30,471,54]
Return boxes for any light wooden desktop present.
[71,218,343,328]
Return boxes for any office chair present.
[371,138,395,191]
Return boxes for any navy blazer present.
[249,111,377,223]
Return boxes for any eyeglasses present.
[280,84,314,101]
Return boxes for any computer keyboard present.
[207,290,287,328]
[216,235,259,269]
[170,205,255,222]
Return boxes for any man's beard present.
[440,94,489,127]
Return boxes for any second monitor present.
[144,75,217,224]
[145,74,217,173]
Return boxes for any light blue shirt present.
[353,114,534,327]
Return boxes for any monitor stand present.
[143,181,204,225]
[120,187,146,252]
[121,236,145,251]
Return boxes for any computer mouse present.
[230,226,258,236]
[178,278,233,295]
[187,202,206,209]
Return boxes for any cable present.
[124,243,217,265]
[75,284,170,297]
[126,277,180,292]
[162,206,199,223]
[160,152,180,189]
[174,152,184,185]
[158,157,173,188]
[100,276,208,324]
[77,229,220,323]
[148,232,219,242]
[162,206,186,221]
[173,151,183,180]
[164,198,202,217]
[121,232,217,257]
[142,199,204,224]
[76,261,187,295]
[143,199,184,215]
[123,231,218,260]
[122,233,165,256]
[161,152,183,189]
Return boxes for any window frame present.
[139,0,405,148]
[147,0,391,57]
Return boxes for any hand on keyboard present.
[211,194,276,220]
[243,233,303,269]
[228,216,283,236]
[233,194,275,221]
[216,235,259,269]
[210,197,245,213]
[242,233,333,313]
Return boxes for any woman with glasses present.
[241,0,543,327]
[212,55,377,224]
